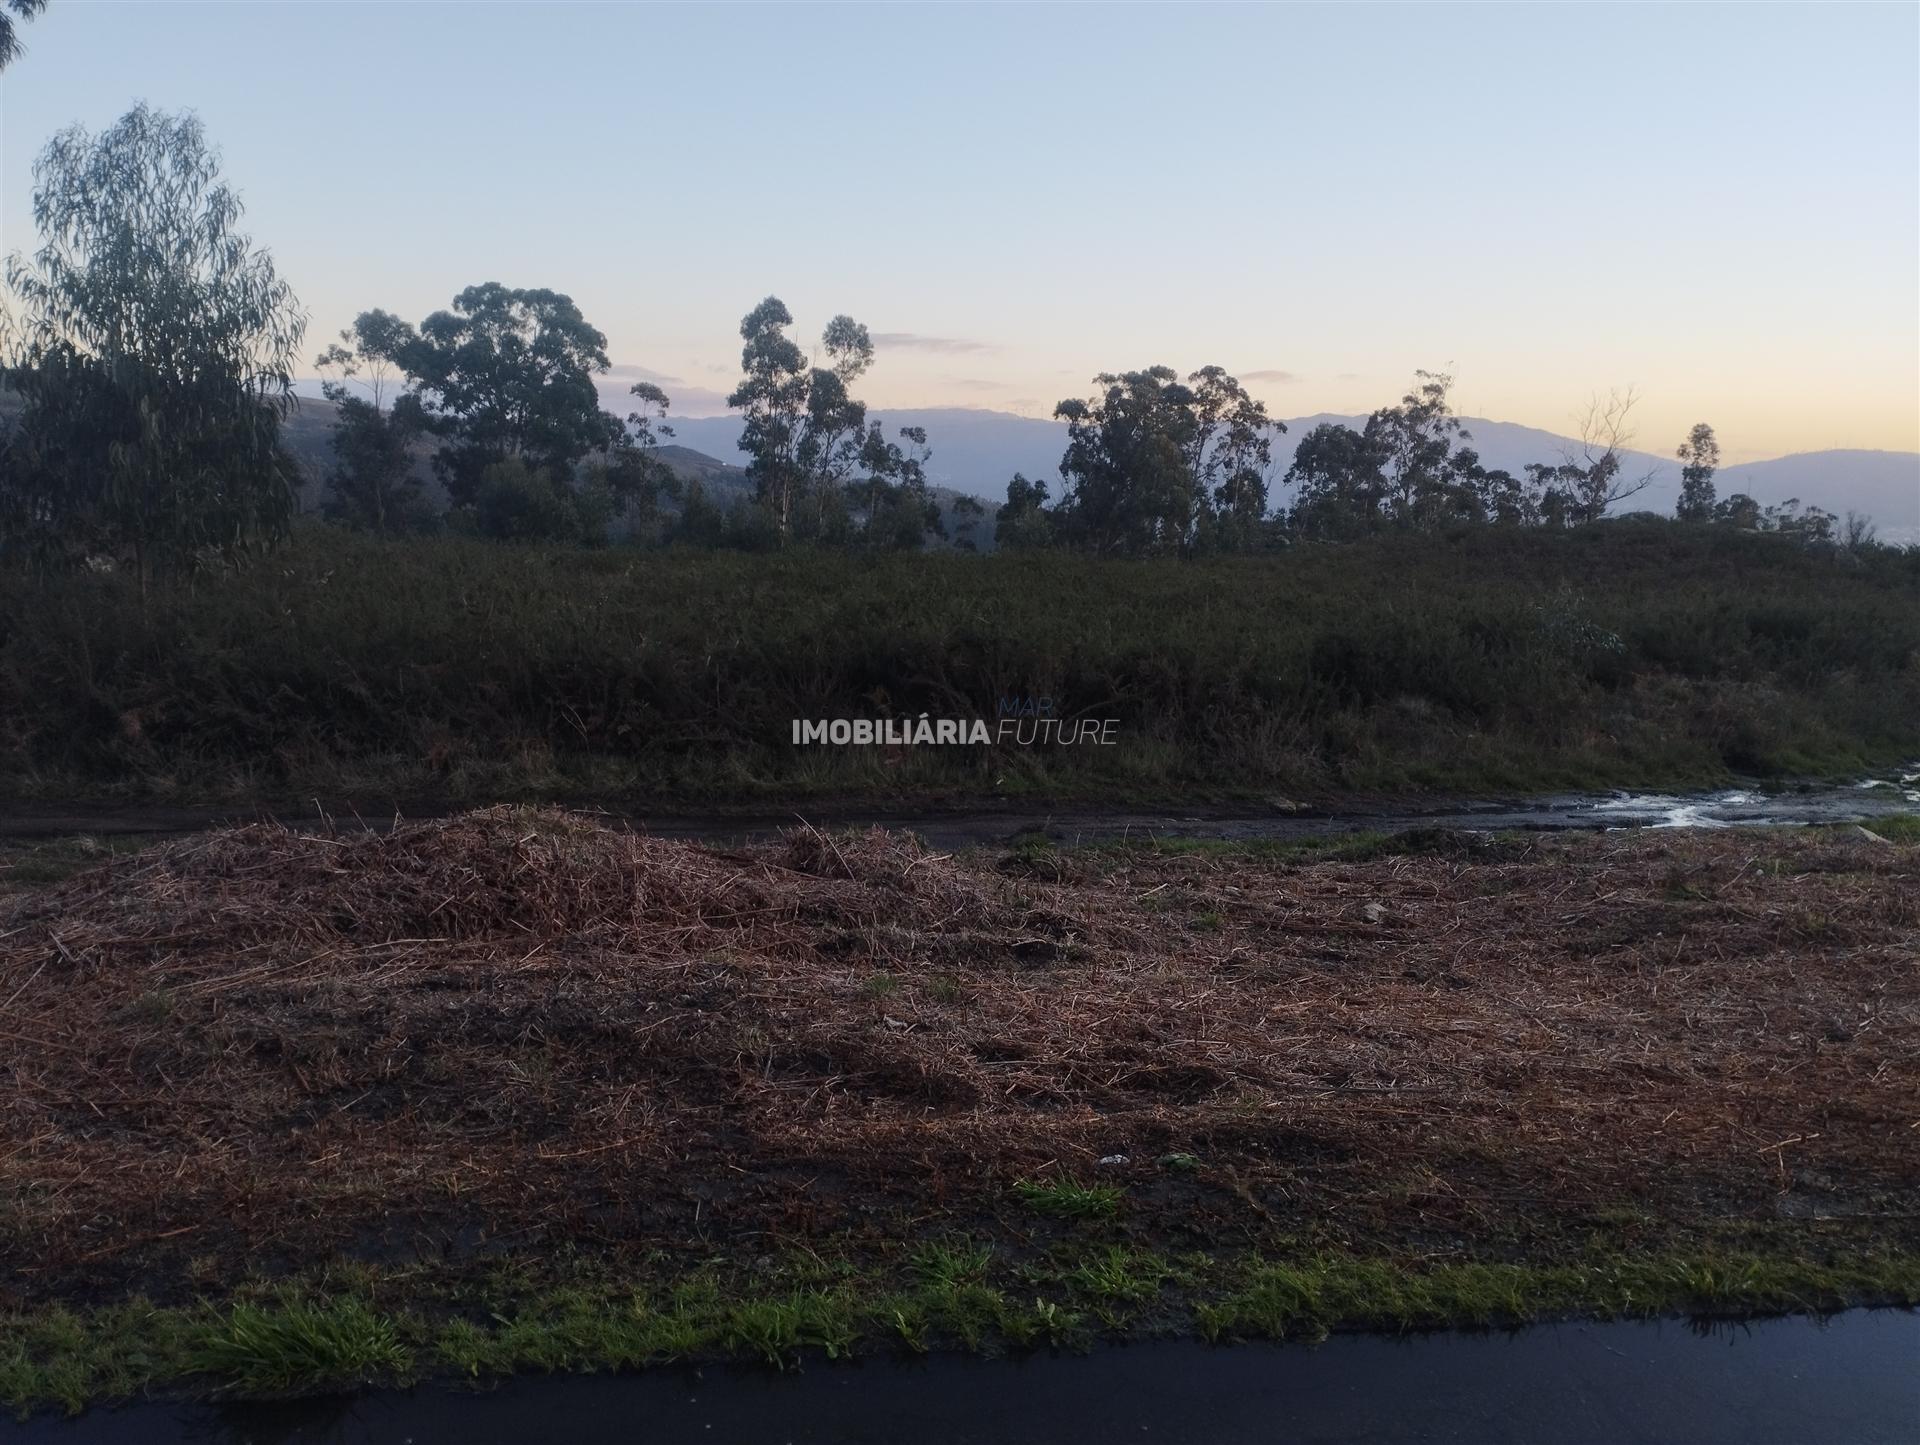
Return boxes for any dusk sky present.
[3,1,1916,463]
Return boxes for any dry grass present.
[1,808,1915,1303]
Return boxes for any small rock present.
[1097,1154,1130,1167]
[1361,901,1388,924]
[1851,826,1892,845]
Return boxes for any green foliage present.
[464,458,591,544]
[0,105,305,578]
[1064,1247,1174,1305]
[1191,1250,1920,1344]
[725,296,931,548]
[188,1297,409,1394]
[1050,365,1281,555]
[0,523,1913,802]
[911,1241,993,1289]
[995,472,1055,549]
[359,283,625,508]
[1288,371,1534,538]
[2,1243,1916,1413]
[0,0,47,71]
[1833,813,1920,844]
[719,1290,861,1367]
[312,313,435,535]
[1675,422,1720,523]
[1014,1179,1123,1219]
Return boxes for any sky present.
[2,1,1916,463]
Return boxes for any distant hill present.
[664,407,1919,542]
[279,399,756,518]
[1715,452,1919,544]
[15,388,1916,543]
[281,398,990,546]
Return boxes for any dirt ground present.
[1,808,1914,1304]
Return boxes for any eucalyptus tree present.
[0,0,47,71]
[1287,372,1531,537]
[1552,390,1656,525]
[1674,423,1719,522]
[357,284,625,508]
[1285,421,1391,539]
[600,378,680,542]
[1052,365,1282,554]
[727,297,893,544]
[1053,367,1201,554]
[0,104,305,580]
[313,311,432,534]
[1185,366,1282,540]
[995,472,1054,549]
[850,423,941,548]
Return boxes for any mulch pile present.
[2,807,1914,1297]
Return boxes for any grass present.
[1192,1250,1920,1343]
[1064,1247,1177,1308]
[1,520,1914,805]
[1014,1179,1124,1220]
[0,834,155,893]
[1859,813,1920,843]
[188,1297,411,1394]
[4,1241,1916,1415]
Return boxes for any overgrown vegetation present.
[0,521,1911,802]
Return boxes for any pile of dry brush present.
[2,807,1915,1298]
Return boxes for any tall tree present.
[1051,366,1279,554]
[1,104,305,579]
[995,472,1054,549]
[1674,422,1720,522]
[1284,422,1389,539]
[849,423,940,548]
[360,284,624,507]
[1053,367,1197,554]
[313,311,432,534]
[727,296,810,541]
[598,378,680,542]
[1286,373,1515,537]
[1185,365,1283,547]
[1550,390,1656,524]
[0,0,47,71]
[727,297,906,544]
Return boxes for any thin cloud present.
[606,362,683,384]
[874,332,995,355]
[946,376,1014,392]
[1242,369,1300,384]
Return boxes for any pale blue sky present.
[3,1,1916,460]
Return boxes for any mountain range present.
[128,386,1918,548]
[655,407,1920,544]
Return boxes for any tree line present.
[995,369,1850,555]
[0,104,1871,578]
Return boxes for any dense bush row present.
[0,520,1914,803]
